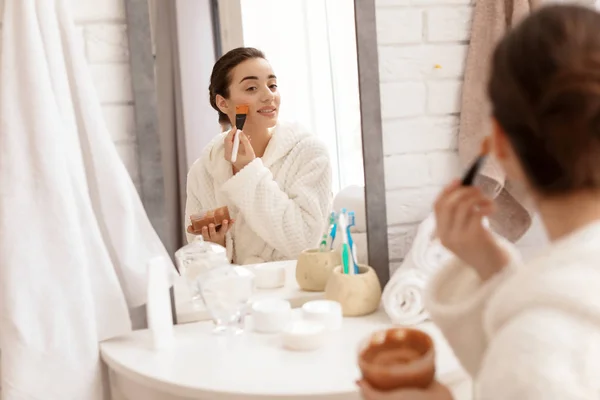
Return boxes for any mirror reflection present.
[172,0,369,323]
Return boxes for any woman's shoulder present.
[276,120,329,158]
[188,131,228,178]
[485,241,600,338]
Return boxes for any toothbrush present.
[338,212,350,274]
[328,212,338,250]
[231,104,249,163]
[319,232,328,252]
[323,212,335,250]
[347,211,359,274]
[339,209,353,273]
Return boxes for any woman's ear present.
[216,94,229,115]
[491,118,509,161]
[491,117,528,183]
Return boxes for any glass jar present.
[174,236,229,307]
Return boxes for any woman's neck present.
[536,189,600,241]
[241,124,272,158]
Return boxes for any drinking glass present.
[198,265,254,334]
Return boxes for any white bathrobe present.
[185,121,332,264]
[426,221,600,399]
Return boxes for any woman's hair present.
[208,47,266,125]
[488,5,600,194]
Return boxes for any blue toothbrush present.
[347,211,359,274]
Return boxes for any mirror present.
[134,0,388,324]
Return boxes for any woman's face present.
[216,57,281,132]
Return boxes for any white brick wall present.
[76,0,140,188]
[377,0,473,263]
[0,0,139,188]
[378,0,596,265]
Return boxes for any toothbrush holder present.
[295,249,341,292]
[324,265,382,317]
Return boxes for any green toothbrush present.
[339,212,350,274]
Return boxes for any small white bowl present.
[253,263,286,289]
[251,299,291,333]
[301,300,343,331]
[281,320,326,351]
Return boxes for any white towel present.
[382,268,429,326]
[0,0,174,399]
[383,213,496,325]
[382,214,453,325]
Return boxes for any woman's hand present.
[187,219,234,247]
[224,127,256,172]
[433,180,509,280]
[357,380,454,400]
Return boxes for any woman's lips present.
[257,107,277,117]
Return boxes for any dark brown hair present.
[208,47,266,125]
[488,4,600,194]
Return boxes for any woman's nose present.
[260,87,274,102]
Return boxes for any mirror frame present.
[125,0,391,301]
[354,0,390,287]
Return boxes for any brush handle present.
[341,244,350,274]
[461,155,487,186]
[231,130,240,163]
[346,227,356,271]
[352,243,359,274]
[329,226,337,250]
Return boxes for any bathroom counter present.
[101,309,472,400]
[174,260,325,324]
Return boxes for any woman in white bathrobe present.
[359,5,600,400]
[185,47,332,264]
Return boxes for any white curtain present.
[0,0,174,398]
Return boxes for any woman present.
[359,5,600,399]
[185,47,332,264]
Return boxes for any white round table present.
[100,309,471,400]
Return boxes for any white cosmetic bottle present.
[146,256,174,350]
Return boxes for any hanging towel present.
[0,0,175,399]
[382,214,453,325]
[458,0,541,242]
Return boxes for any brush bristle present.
[236,104,249,114]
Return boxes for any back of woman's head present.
[209,47,266,126]
[489,5,600,195]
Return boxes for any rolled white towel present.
[382,267,429,326]
[403,214,454,276]
[382,212,499,326]
[382,213,452,325]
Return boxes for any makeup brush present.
[461,138,490,186]
[231,104,249,163]
[430,138,491,240]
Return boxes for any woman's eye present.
[269,84,278,90]
[246,87,257,92]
